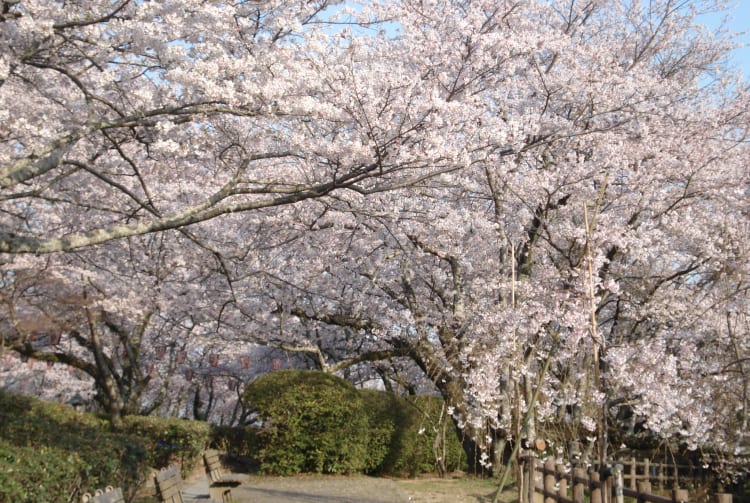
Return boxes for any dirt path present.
[396,476,518,503]
[183,473,410,502]
[180,465,517,503]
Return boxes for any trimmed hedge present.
[243,370,370,475]
[0,391,149,503]
[241,370,466,477]
[122,415,210,476]
[0,441,85,503]
[210,424,259,458]
[361,390,466,476]
[359,389,400,473]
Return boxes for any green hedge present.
[240,370,466,477]
[0,441,85,503]
[359,389,399,473]
[361,391,466,476]
[210,424,259,458]
[122,415,210,476]
[243,370,370,475]
[0,391,149,503]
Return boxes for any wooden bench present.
[81,486,124,503]
[154,465,185,503]
[203,449,241,502]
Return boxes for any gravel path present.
[182,473,412,503]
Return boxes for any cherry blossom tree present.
[0,233,210,425]
[0,221,327,427]
[1,0,748,475]
[0,0,471,254]
[0,0,485,427]
[211,0,750,471]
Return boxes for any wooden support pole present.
[544,459,556,503]
[629,457,637,491]
[556,464,567,501]
[573,467,586,503]
[714,494,733,503]
[527,455,537,503]
[637,480,652,503]
[672,488,689,502]
[591,470,602,503]
[612,463,624,503]
[604,470,612,503]
[658,462,666,490]
[533,458,544,503]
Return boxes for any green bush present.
[210,424,260,458]
[361,391,466,476]
[0,441,84,503]
[403,395,466,475]
[122,415,211,475]
[243,370,369,475]
[0,391,149,503]
[238,372,466,477]
[358,390,399,473]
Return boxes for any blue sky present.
[700,2,750,77]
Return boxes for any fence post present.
[604,468,612,503]
[590,469,602,503]
[533,456,544,503]
[637,480,652,503]
[573,467,586,503]
[629,457,637,491]
[658,461,666,490]
[544,459,556,503]
[520,456,528,503]
[527,454,537,503]
[672,488,689,503]
[556,463,568,501]
[715,494,733,503]
[612,463,624,503]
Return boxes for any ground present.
[395,474,518,503]
[177,465,519,503]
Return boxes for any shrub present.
[399,395,466,475]
[238,372,466,477]
[242,370,369,475]
[0,390,149,503]
[361,391,466,477]
[358,389,399,473]
[122,415,211,475]
[210,424,260,458]
[0,441,84,503]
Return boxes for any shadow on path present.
[182,473,411,503]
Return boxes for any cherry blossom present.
[0,0,748,473]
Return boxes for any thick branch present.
[289,307,375,331]
[7,344,98,376]
[406,234,465,323]
[0,157,384,253]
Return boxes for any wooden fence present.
[617,457,710,491]
[521,456,733,503]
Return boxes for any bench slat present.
[81,486,124,503]
[204,450,226,483]
[203,450,241,502]
[154,465,185,503]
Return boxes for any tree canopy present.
[1,0,748,475]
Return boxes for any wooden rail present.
[522,456,733,503]
[617,457,708,491]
